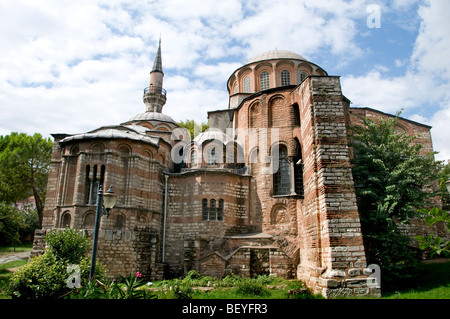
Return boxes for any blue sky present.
[0,0,449,161]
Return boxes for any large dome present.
[246,50,307,64]
[125,111,177,125]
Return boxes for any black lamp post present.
[89,185,116,281]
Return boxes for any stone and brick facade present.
[33,44,443,298]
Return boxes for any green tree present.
[349,113,442,290]
[0,204,23,246]
[0,132,53,227]
[416,207,450,257]
[437,162,450,211]
[177,119,209,141]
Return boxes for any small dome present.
[247,50,306,64]
[193,129,231,145]
[126,111,177,125]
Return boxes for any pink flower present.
[136,272,142,278]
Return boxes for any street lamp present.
[89,185,116,281]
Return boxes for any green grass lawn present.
[0,242,33,254]
[382,261,450,299]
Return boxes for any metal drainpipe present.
[162,174,169,263]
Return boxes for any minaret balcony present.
[144,86,167,96]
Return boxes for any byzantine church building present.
[34,40,437,298]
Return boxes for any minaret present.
[143,38,167,113]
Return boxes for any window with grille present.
[281,70,290,86]
[300,72,308,82]
[273,146,290,195]
[207,147,218,165]
[202,198,224,221]
[260,71,270,90]
[244,76,251,93]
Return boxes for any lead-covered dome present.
[246,50,307,64]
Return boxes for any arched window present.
[209,199,217,220]
[300,72,308,82]
[281,70,290,86]
[244,76,251,93]
[115,214,125,230]
[218,199,224,221]
[234,83,239,94]
[273,145,290,195]
[294,140,304,197]
[207,147,218,165]
[86,164,105,205]
[260,71,270,90]
[83,211,95,229]
[61,211,71,228]
[202,199,208,221]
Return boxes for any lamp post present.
[89,185,116,281]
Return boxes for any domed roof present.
[125,111,177,125]
[193,129,231,145]
[59,125,159,146]
[247,50,306,64]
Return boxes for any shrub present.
[45,227,90,264]
[8,228,102,299]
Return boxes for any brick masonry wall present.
[163,170,253,276]
[293,76,380,297]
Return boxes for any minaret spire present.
[144,38,167,113]
[151,37,163,74]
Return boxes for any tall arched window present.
[294,140,304,196]
[83,211,95,229]
[202,199,208,221]
[218,199,224,221]
[281,70,290,86]
[86,164,105,205]
[260,71,270,90]
[207,147,218,165]
[209,199,217,220]
[300,72,308,82]
[61,211,71,228]
[243,76,251,93]
[273,145,290,195]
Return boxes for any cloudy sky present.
[0,0,449,162]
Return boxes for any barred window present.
[281,70,290,86]
[207,147,218,165]
[260,71,270,90]
[202,198,224,221]
[300,72,308,82]
[202,199,209,220]
[209,199,216,220]
[244,76,251,93]
[273,145,290,195]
